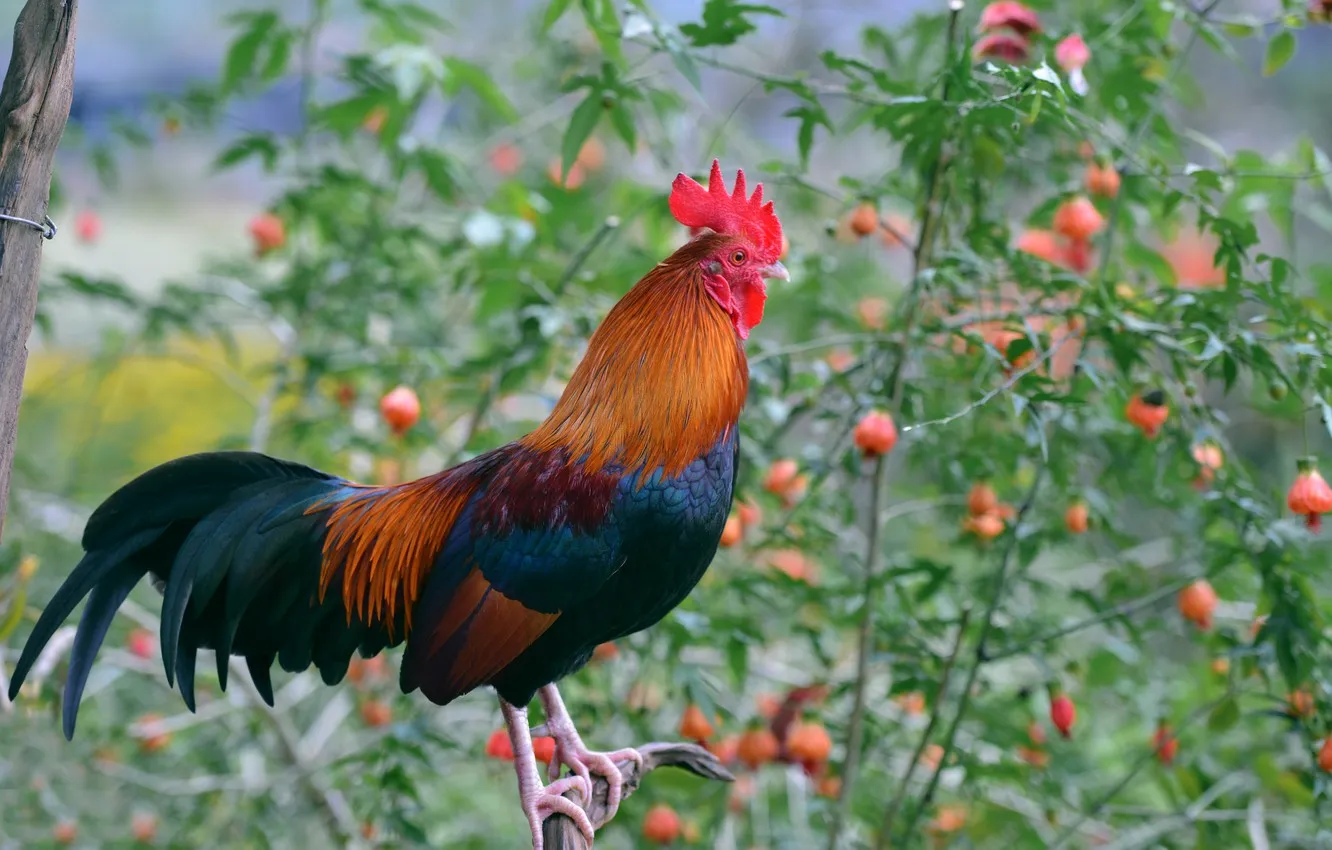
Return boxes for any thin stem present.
[824,455,887,850]
[825,10,966,848]
[897,460,1046,842]
[554,215,621,297]
[1049,694,1235,849]
[873,607,973,847]
[980,577,1190,663]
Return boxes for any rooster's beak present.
[760,261,789,282]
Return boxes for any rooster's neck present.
[523,255,748,476]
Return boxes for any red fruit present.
[719,515,743,548]
[848,203,878,237]
[75,210,102,244]
[485,728,514,760]
[737,727,781,768]
[361,821,377,840]
[1017,744,1049,768]
[127,628,155,660]
[1288,688,1316,719]
[488,143,522,176]
[1027,720,1047,746]
[816,775,842,798]
[929,805,967,835]
[852,410,898,457]
[767,548,817,584]
[1287,459,1332,532]
[335,382,356,410]
[857,296,888,331]
[785,720,833,765]
[737,500,762,528]
[1152,722,1178,766]
[1125,390,1169,438]
[1064,501,1089,534]
[131,811,158,842]
[642,804,682,844]
[963,511,1005,540]
[755,693,781,719]
[53,820,78,845]
[248,212,286,256]
[895,691,926,716]
[1177,580,1218,630]
[707,734,739,764]
[592,642,619,662]
[978,1,1041,35]
[679,704,716,741]
[360,699,392,728]
[1050,694,1076,738]
[531,736,556,763]
[1084,162,1120,198]
[967,482,998,517]
[1016,229,1062,264]
[1053,196,1104,242]
[379,385,421,435]
[575,138,606,171]
[1319,737,1332,772]
[547,158,586,190]
[136,713,171,753]
[826,349,855,372]
[972,32,1031,64]
[1054,34,1090,72]
[764,459,799,495]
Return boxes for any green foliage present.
[8,0,1332,848]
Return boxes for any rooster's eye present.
[730,250,746,264]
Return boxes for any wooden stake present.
[0,0,77,542]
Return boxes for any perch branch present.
[543,742,733,849]
[0,0,79,542]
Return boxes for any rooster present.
[7,161,786,848]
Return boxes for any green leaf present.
[259,30,293,81]
[1207,696,1240,731]
[213,133,280,171]
[222,11,279,93]
[607,101,637,150]
[542,0,576,32]
[679,0,783,48]
[443,58,518,122]
[1262,31,1296,77]
[559,92,603,182]
[665,39,703,93]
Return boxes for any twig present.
[544,742,734,849]
[874,608,972,847]
[823,454,887,850]
[980,577,1190,663]
[1048,694,1234,849]
[554,215,621,297]
[897,460,1046,842]
[25,625,74,692]
[899,334,1074,436]
[824,8,965,847]
[0,647,10,712]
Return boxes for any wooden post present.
[544,742,733,849]
[0,0,77,542]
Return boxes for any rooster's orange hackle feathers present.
[522,236,748,477]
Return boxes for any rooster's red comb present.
[669,160,783,264]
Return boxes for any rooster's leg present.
[500,698,594,850]
[538,683,644,828]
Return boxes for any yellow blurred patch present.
[22,335,281,470]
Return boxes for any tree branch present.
[896,460,1046,841]
[0,0,79,542]
[543,742,733,849]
